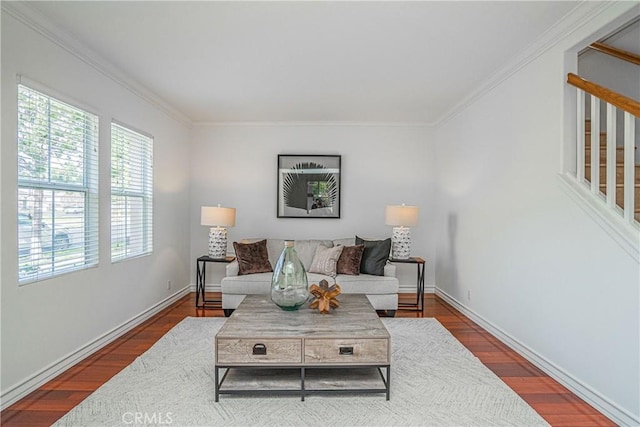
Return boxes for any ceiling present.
[24,1,580,124]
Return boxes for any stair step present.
[585,146,625,164]
[585,136,638,154]
[596,184,640,210]
[585,164,640,184]
[584,132,607,146]
[584,120,639,221]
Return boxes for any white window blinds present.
[111,122,153,262]
[17,84,99,284]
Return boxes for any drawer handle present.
[339,346,354,356]
[252,343,267,355]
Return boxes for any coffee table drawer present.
[304,339,389,364]
[217,338,302,364]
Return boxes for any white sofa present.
[221,238,399,317]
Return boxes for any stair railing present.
[567,73,639,224]
[588,42,640,66]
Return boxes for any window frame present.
[16,81,100,284]
[110,121,154,262]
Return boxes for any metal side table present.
[196,255,235,308]
[391,257,426,312]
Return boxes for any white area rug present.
[55,317,548,426]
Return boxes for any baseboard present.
[435,287,639,426]
[189,283,221,293]
[398,284,435,294]
[1,286,191,411]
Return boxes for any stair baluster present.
[623,112,636,223]
[590,95,601,195]
[606,104,616,210]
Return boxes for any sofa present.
[221,237,399,317]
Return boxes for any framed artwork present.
[277,154,341,218]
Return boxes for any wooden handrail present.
[567,73,640,117]
[588,42,640,66]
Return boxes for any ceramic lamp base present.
[392,226,411,259]
[208,227,227,259]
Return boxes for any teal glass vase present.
[271,241,309,311]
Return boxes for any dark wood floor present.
[1,292,615,426]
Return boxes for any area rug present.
[54,317,548,426]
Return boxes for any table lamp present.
[385,204,418,259]
[201,205,236,259]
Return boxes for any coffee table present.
[214,294,391,401]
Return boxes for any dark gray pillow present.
[355,236,391,276]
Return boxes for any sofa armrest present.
[384,263,396,277]
[226,260,239,277]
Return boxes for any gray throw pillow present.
[355,236,391,276]
[309,244,344,277]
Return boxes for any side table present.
[391,257,426,312]
[196,255,235,309]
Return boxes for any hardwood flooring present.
[1,292,615,426]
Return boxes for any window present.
[111,122,153,261]
[17,84,99,284]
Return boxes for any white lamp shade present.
[385,205,418,227]
[201,206,236,227]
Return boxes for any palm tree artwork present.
[282,162,338,214]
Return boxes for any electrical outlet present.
[467,290,471,300]
[167,280,171,290]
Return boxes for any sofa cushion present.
[356,236,391,276]
[307,272,337,286]
[233,239,273,275]
[336,274,400,294]
[265,239,286,267]
[240,239,336,270]
[294,239,334,270]
[222,272,398,307]
[309,244,344,277]
[336,244,365,275]
[221,272,274,294]
[332,237,355,247]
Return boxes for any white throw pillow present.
[308,245,344,277]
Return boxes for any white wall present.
[2,1,638,424]
[1,12,192,403]
[189,124,436,292]
[434,4,639,425]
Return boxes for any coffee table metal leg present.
[214,366,219,402]
[386,366,390,400]
[301,367,306,401]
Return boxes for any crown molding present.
[2,1,193,127]
[434,1,632,128]
[192,120,434,128]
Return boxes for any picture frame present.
[277,154,341,218]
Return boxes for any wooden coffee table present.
[214,294,391,401]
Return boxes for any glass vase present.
[271,241,309,311]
